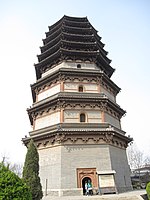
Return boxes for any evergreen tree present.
[0,162,32,200]
[23,139,43,200]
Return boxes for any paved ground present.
[43,189,146,200]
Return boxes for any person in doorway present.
[88,180,93,195]
[85,181,89,195]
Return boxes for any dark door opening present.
[82,177,91,195]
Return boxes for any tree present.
[144,157,150,166]
[127,143,144,170]
[0,162,32,200]
[1,153,23,178]
[146,182,150,200]
[23,139,43,200]
[10,163,23,178]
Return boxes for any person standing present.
[88,180,93,195]
[85,181,89,195]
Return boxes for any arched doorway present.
[82,177,91,195]
[77,168,98,195]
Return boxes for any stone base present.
[44,188,83,197]
[117,186,133,193]
[100,187,117,194]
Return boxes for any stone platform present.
[42,190,146,200]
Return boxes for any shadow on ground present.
[141,194,148,200]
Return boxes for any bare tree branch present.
[127,143,144,170]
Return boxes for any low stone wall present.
[42,191,145,200]
[43,196,143,200]
[44,188,83,197]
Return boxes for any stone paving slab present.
[42,190,146,200]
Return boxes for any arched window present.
[80,113,86,122]
[77,64,81,68]
[78,85,83,92]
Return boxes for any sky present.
[0,0,150,164]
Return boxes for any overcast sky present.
[0,0,150,164]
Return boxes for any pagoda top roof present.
[35,15,115,79]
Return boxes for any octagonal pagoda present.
[23,15,132,197]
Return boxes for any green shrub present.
[146,182,150,200]
[0,163,32,200]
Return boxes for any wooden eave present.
[47,15,89,34]
[97,50,111,65]
[61,39,98,50]
[44,30,93,45]
[38,40,61,62]
[60,47,99,56]
[35,48,61,68]
[107,98,126,117]
[64,19,90,28]
[35,52,114,80]
[34,67,117,97]
[46,20,63,36]
[63,32,95,42]
[39,40,99,62]
[64,15,88,22]
[96,41,107,55]
[95,58,114,77]
[29,92,108,113]
[41,33,101,54]
[63,31,105,50]
[28,92,125,119]
[32,67,120,95]
[22,122,132,145]
[31,68,98,94]
[36,48,99,69]
[62,68,120,93]
[43,27,62,45]
[40,33,61,53]
[46,24,63,38]
[62,25,93,35]
[114,131,133,143]
[48,16,64,31]
[45,22,94,43]
[31,69,61,102]
[101,73,121,94]
[27,93,106,121]
[36,16,115,79]
[27,96,58,125]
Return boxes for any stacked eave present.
[27,92,125,126]
[30,68,120,103]
[22,122,132,147]
[35,15,114,79]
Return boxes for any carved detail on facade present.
[100,102,107,111]
[57,100,66,109]
[77,168,98,189]
[32,72,119,107]
[96,76,103,85]
[58,74,65,82]
[29,100,121,122]
[103,133,114,143]
[55,133,66,143]
[35,131,127,150]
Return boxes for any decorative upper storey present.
[35,15,115,79]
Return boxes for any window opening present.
[77,64,81,68]
[80,113,86,122]
[79,85,83,92]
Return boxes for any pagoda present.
[23,15,132,197]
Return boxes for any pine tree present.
[23,139,43,200]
